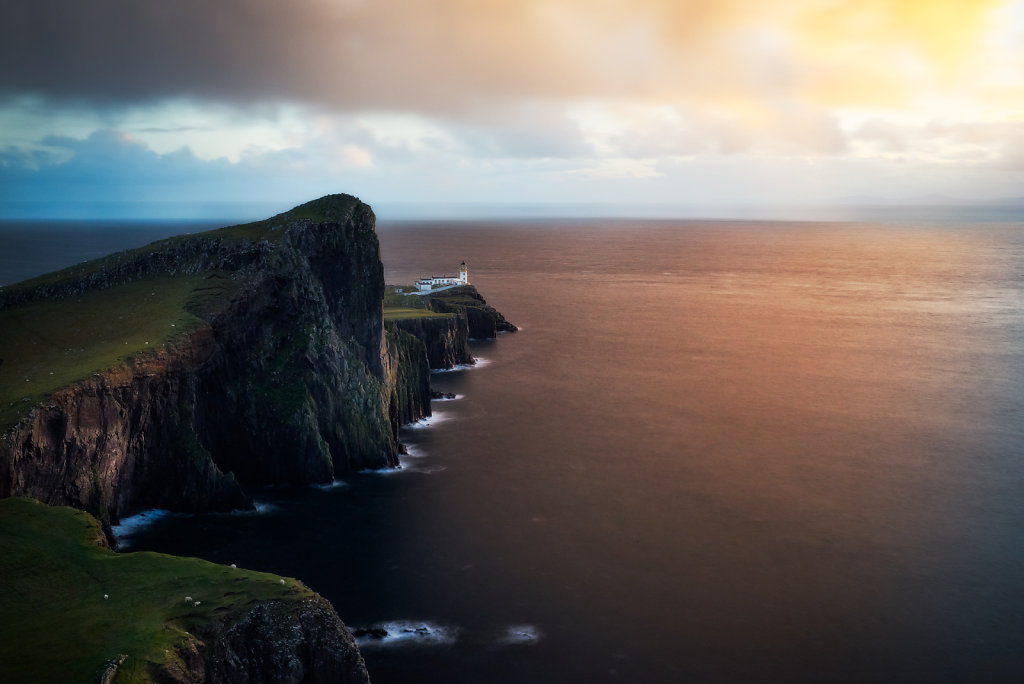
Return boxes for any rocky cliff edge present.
[0,195,429,525]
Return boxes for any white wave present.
[496,624,542,645]
[402,444,427,459]
[361,456,447,476]
[430,393,463,402]
[111,509,176,547]
[352,620,460,648]
[404,410,453,430]
[431,357,489,373]
[360,465,402,476]
[400,463,448,474]
[224,501,277,516]
[311,480,349,490]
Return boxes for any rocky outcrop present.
[141,596,371,684]
[389,314,472,370]
[0,195,408,524]
[421,286,518,339]
[1,331,252,526]
[384,325,432,428]
[200,597,370,684]
[0,195,513,527]
[189,213,396,486]
[0,496,371,684]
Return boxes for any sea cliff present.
[0,194,516,683]
[0,496,371,684]
[0,195,404,525]
[0,194,514,525]
[384,286,518,370]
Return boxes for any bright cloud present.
[1,0,1022,212]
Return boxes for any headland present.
[0,194,515,682]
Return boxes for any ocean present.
[6,214,1024,682]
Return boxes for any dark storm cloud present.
[1,0,326,105]
[0,0,604,111]
[3,0,1007,121]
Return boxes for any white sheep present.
[104,594,109,600]
[184,596,193,603]
[193,601,201,607]
[230,564,236,568]
[280,579,285,585]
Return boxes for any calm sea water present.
[8,216,1024,682]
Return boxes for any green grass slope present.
[0,194,363,435]
[0,497,312,684]
[0,274,239,434]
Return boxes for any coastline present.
[0,195,517,682]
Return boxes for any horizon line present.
[1,199,1022,223]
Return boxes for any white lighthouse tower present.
[459,261,469,285]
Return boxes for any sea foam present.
[352,620,460,648]
[431,357,489,373]
[311,479,350,490]
[496,624,542,645]
[404,410,453,430]
[111,509,177,548]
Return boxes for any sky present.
[2,0,1024,218]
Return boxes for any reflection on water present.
[125,218,1024,683]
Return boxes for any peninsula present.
[0,194,515,682]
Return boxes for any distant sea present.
[4,211,1024,682]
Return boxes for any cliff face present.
[390,315,472,370]
[0,195,423,523]
[190,214,397,486]
[384,325,432,427]
[199,597,370,684]
[421,286,518,339]
[1,337,251,523]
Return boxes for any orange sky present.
[1,0,1022,212]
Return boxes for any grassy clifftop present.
[0,275,233,434]
[0,194,362,434]
[0,497,313,684]
[0,194,362,299]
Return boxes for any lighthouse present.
[459,261,469,285]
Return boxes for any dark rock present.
[385,325,432,429]
[431,390,456,400]
[0,195,405,520]
[420,285,517,339]
[0,194,514,523]
[202,598,370,684]
[389,314,472,370]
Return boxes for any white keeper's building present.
[415,261,469,292]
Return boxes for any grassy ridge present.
[0,194,360,299]
[0,275,240,434]
[0,193,365,433]
[382,307,452,321]
[383,287,454,321]
[0,497,311,684]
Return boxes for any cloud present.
[0,130,237,202]
[1,0,1020,209]
[1,0,1012,114]
[850,118,1024,168]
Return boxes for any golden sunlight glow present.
[3,0,1023,203]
